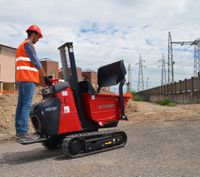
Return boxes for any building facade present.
[40,58,59,85]
[59,67,83,81]
[0,44,16,93]
[40,58,59,78]
[58,68,110,92]
[82,70,97,89]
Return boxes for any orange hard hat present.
[26,25,43,38]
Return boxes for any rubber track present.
[62,129,127,158]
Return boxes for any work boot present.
[17,132,40,141]
[16,133,20,140]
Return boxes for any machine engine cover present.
[31,97,61,136]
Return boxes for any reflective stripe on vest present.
[16,66,38,72]
[16,40,39,83]
[16,57,31,62]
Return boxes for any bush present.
[156,99,176,106]
[132,91,144,101]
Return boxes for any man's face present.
[32,33,40,44]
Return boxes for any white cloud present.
[0,0,200,90]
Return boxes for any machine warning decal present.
[45,106,57,112]
[64,106,70,113]
[98,104,115,109]
[62,91,68,96]
[105,141,112,145]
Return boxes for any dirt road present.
[1,120,200,177]
[1,94,200,176]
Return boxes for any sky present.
[0,0,200,91]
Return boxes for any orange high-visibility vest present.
[16,40,39,83]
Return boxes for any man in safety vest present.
[15,25,48,141]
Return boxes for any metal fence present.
[137,75,200,104]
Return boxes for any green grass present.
[156,99,176,106]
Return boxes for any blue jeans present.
[15,82,36,135]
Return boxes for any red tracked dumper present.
[18,42,130,158]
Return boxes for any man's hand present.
[44,76,52,86]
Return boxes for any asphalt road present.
[1,120,200,177]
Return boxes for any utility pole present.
[168,31,174,83]
[168,32,200,79]
[159,53,167,85]
[193,39,200,77]
[126,64,132,92]
[137,54,145,92]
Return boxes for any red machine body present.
[54,86,130,134]
[82,93,130,126]
[56,87,82,134]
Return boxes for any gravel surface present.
[1,120,200,177]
